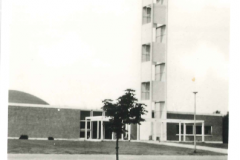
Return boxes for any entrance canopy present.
[85,116,131,141]
[146,118,205,142]
[146,118,204,124]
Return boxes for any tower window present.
[155,64,165,81]
[141,82,150,100]
[143,6,151,24]
[156,25,166,43]
[142,44,150,62]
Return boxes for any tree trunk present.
[116,134,119,160]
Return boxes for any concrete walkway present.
[8,154,227,160]
[137,141,228,154]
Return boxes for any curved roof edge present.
[9,90,49,105]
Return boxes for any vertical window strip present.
[156,27,161,42]
[155,64,165,81]
[156,25,166,43]
[155,64,161,81]
[147,8,151,23]
[143,7,151,24]
[141,82,150,100]
[160,63,165,81]
[161,25,166,42]
[142,45,150,62]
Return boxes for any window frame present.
[176,125,213,136]
[142,44,150,62]
[142,6,151,24]
[155,63,165,81]
[156,25,166,43]
[141,82,150,100]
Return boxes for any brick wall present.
[167,113,223,142]
[8,106,80,139]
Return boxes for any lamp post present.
[193,91,198,153]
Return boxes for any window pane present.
[80,111,91,120]
[147,8,151,15]
[80,131,90,138]
[186,126,193,134]
[205,126,212,135]
[141,82,150,100]
[146,83,150,91]
[155,65,161,81]
[155,65,160,73]
[146,45,150,52]
[176,125,183,134]
[161,26,166,36]
[196,126,202,134]
[156,27,161,36]
[142,45,150,62]
[143,7,151,24]
[160,64,165,81]
[80,122,90,129]
[93,111,102,116]
[147,8,151,23]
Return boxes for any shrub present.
[19,135,28,140]
[48,137,54,140]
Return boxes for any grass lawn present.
[177,142,228,149]
[8,139,226,155]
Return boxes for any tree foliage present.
[102,89,147,137]
[102,89,147,160]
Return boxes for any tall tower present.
[140,0,167,141]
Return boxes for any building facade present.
[139,0,227,142]
[8,90,137,140]
[8,90,222,142]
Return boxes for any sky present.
[165,0,229,114]
[7,0,142,110]
[5,0,230,112]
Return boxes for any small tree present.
[102,89,147,160]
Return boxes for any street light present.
[193,91,198,153]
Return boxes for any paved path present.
[137,141,228,154]
[8,154,227,160]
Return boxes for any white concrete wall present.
[141,23,152,44]
[141,62,152,82]
[153,3,166,25]
[153,42,165,63]
[152,81,165,101]
[140,121,152,140]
